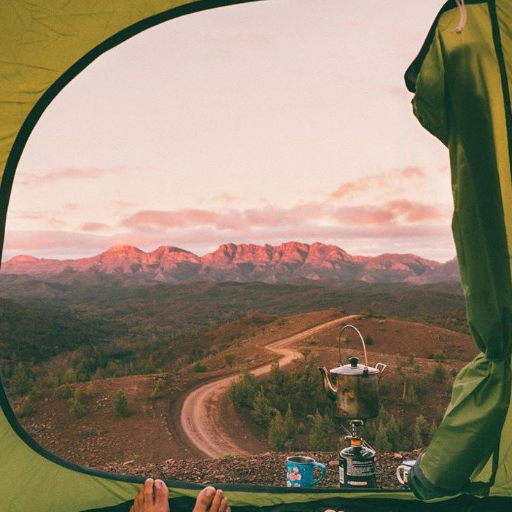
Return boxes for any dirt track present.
[180,315,357,458]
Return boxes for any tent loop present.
[452,0,467,34]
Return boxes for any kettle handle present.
[338,324,368,367]
[376,362,387,378]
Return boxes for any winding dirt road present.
[180,315,357,458]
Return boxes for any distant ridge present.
[1,242,460,285]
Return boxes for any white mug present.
[396,460,416,486]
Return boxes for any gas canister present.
[339,420,377,488]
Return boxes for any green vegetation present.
[229,357,441,452]
[114,392,130,418]
[432,362,447,383]
[193,362,208,373]
[149,378,165,401]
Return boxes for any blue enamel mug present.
[286,456,327,488]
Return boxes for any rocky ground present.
[99,450,421,489]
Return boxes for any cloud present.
[19,166,125,186]
[330,166,426,199]
[121,209,219,229]
[81,222,111,232]
[64,203,78,210]
[46,218,67,229]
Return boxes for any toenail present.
[206,487,215,497]
[155,480,161,489]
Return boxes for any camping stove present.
[339,419,377,488]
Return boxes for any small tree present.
[412,414,430,448]
[114,391,130,417]
[364,334,374,346]
[374,422,392,452]
[268,411,287,451]
[432,362,446,383]
[70,388,87,419]
[193,362,208,373]
[55,384,73,400]
[308,410,337,451]
[404,382,419,406]
[252,388,273,427]
[224,354,235,368]
[16,397,33,418]
[9,363,32,397]
[229,371,257,408]
[149,378,165,401]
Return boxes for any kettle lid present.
[330,356,379,375]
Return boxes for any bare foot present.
[130,481,230,512]
[130,479,169,512]
[193,486,231,512]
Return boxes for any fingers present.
[154,480,169,508]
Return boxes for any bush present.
[308,410,337,451]
[229,371,257,408]
[224,354,235,368]
[55,384,73,400]
[193,362,208,373]
[412,414,430,448]
[69,387,88,418]
[114,391,130,417]
[16,397,33,418]
[404,382,418,406]
[374,422,392,452]
[268,404,296,451]
[432,362,446,383]
[149,378,165,401]
[9,363,32,397]
[252,388,273,427]
[365,334,374,346]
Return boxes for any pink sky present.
[4,0,454,262]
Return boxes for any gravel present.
[99,450,422,489]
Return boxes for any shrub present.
[407,353,416,366]
[193,362,208,373]
[55,384,73,400]
[16,397,33,418]
[308,410,337,451]
[229,371,257,408]
[404,383,418,406]
[433,351,446,362]
[365,334,374,346]
[374,422,392,452]
[432,362,446,383]
[252,388,273,427]
[224,354,235,368]
[9,363,32,397]
[149,378,165,401]
[412,414,430,448]
[114,391,130,418]
[268,404,296,451]
[69,387,88,419]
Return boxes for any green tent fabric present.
[0,0,511,510]
[405,0,512,501]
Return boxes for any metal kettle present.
[319,325,386,419]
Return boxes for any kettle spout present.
[319,367,337,401]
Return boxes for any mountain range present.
[1,242,460,285]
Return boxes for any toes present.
[144,478,155,504]
[154,480,169,509]
[219,496,229,512]
[193,486,216,512]
[131,485,144,512]
[210,490,224,512]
